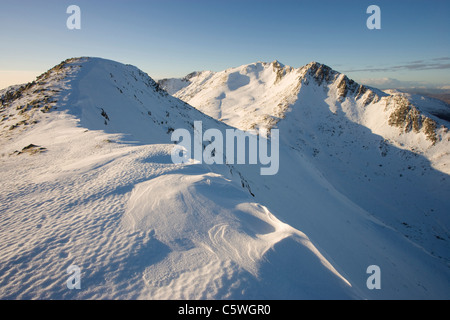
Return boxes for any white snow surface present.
[0,57,449,299]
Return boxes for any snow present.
[0,57,449,300]
[164,61,299,131]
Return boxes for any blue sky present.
[0,0,449,89]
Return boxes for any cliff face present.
[386,95,438,143]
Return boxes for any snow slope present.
[0,57,449,299]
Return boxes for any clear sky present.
[0,0,449,90]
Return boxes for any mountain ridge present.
[158,60,448,154]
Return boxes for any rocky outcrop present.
[303,61,381,106]
[386,95,438,144]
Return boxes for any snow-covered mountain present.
[0,57,449,300]
[161,61,449,159]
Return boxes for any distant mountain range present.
[398,88,450,106]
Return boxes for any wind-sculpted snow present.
[122,172,356,299]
